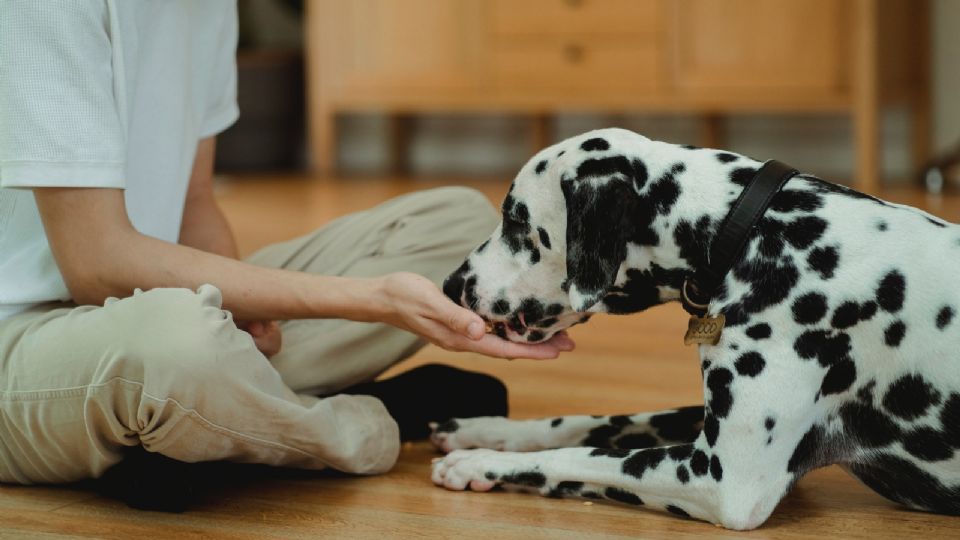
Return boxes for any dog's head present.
[444,128,690,343]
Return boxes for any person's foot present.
[340,364,509,440]
[95,445,198,512]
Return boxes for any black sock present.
[340,363,509,440]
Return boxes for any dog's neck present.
[604,143,757,313]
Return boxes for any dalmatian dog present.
[432,128,960,530]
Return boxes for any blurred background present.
[216,0,957,190]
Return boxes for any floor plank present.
[3,174,960,538]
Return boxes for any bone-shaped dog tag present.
[684,314,725,346]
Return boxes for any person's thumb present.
[443,303,485,340]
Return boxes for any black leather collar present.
[681,160,799,317]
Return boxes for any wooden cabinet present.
[306,0,929,190]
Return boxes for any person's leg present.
[247,186,499,395]
[0,285,399,486]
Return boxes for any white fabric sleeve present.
[0,0,126,189]
[199,1,240,139]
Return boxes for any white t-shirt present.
[0,0,239,321]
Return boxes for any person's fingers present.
[463,334,562,360]
[545,331,576,351]
[431,296,485,340]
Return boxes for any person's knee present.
[435,186,499,231]
[99,285,237,384]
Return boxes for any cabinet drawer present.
[489,0,659,37]
[492,41,660,93]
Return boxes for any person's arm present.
[178,137,238,258]
[34,186,574,360]
[179,136,281,355]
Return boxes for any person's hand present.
[237,320,283,358]
[377,272,575,360]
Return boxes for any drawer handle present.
[564,44,585,63]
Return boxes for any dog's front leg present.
[432,430,796,530]
[430,406,704,452]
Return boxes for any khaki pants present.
[0,187,497,484]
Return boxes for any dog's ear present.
[562,177,640,312]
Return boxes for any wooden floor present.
[4,174,960,539]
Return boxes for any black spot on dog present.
[549,481,584,498]
[622,448,667,479]
[877,271,906,313]
[590,448,631,458]
[677,464,690,483]
[794,330,851,367]
[746,323,772,340]
[936,306,954,330]
[668,444,694,460]
[784,216,828,250]
[883,375,941,421]
[770,190,824,213]
[649,406,704,443]
[848,454,960,514]
[691,450,709,476]
[537,227,552,249]
[765,418,776,430]
[535,160,548,174]
[616,433,659,449]
[831,301,861,329]
[545,303,563,317]
[884,321,906,347]
[492,298,511,315]
[716,152,738,163]
[859,301,878,321]
[435,419,460,433]
[518,298,545,326]
[710,455,723,481]
[735,352,766,377]
[857,380,877,403]
[577,156,647,186]
[666,505,691,518]
[649,164,684,215]
[733,259,800,315]
[730,167,758,187]
[526,330,545,342]
[807,246,839,279]
[581,137,610,152]
[877,220,888,232]
[501,471,547,488]
[551,418,563,428]
[557,150,566,157]
[904,428,954,461]
[476,239,490,253]
[787,424,825,474]
[941,394,960,447]
[720,302,750,328]
[707,369,734,418]
[701,359,712,372]
[605,487,643,506]
[703,414,719,447]
[820,358,857,396]
[673,215,713,270]
[529,247,541,264]
[841,401,901,447]
[793,293,828,324]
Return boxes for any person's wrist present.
[349,275,393,323]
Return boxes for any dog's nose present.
[443,261,470,305]
[442,275,465,305]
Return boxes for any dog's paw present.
[432,449,541,492]
[429,417,540,453]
